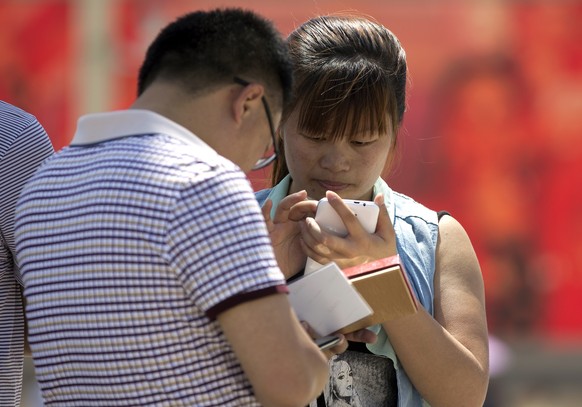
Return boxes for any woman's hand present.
[343,328,378,344]
[299,191,397,269]
[261,191,317,279]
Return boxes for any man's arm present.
[169,174,330,406]
[0,103,53,405]
[217,292,329,407]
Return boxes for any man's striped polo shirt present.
[0,100,53,407]
[14,110,287,406]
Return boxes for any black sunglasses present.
[233,76,279,170]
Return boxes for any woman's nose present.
[320,143,350,172]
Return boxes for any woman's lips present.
[317,180,349,191]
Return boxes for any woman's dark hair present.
[137,8,293,108]
[273,15,407,184]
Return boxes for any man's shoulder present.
[0,100,36,122]
[0,101,41,138]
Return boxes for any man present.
[14,9,330,406]
[0,100,53,406]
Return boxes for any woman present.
[256,15,489,406]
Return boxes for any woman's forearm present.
[383,307,489,407]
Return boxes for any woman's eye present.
[303,134,326,142]
[351,140,375,146]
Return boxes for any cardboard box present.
[339,255,418,334]
[287,255,418,336]
[288,262,373,337]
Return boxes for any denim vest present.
[255,175,438,407]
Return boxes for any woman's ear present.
[231,82,265,126]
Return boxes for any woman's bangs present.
[296,70,392,141]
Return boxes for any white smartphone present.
[304,198,380,274]
[315,335,341,350]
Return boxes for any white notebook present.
[287,262,373,336]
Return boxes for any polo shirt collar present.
[70,109,215,154]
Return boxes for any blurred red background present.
[2,1,582,404]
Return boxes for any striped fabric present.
[0,100,53,407]
[14,110,286,406]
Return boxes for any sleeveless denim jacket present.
[256,175,438,407]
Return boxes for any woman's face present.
[332,360,353,398]
[283,109,392,201]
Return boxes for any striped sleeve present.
[0,101,53,406]
[166,167,287,318]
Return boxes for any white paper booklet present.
[287,262,373,336]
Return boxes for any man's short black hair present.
[137,8,292,107]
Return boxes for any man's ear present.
[232,83,265,126]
